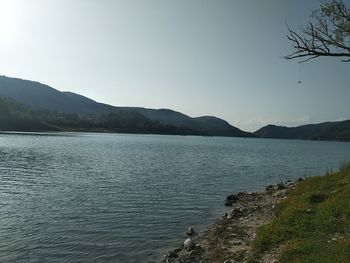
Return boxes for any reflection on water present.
[0,133,349,262]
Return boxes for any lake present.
[0,132,349,262]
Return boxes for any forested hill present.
[0,97,207,135]
[254,120,350,141]
[4,75,349,141]
[0,97,56,131]
[0,75,255,137]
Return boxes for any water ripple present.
[0,133,349,262]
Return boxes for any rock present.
[184,238,195,251]
[224,200,233,207]
[167,248,181,258]
[226,194,239,201]
[231,207,244,217]
[277,183,286,190]
[225,194,239,206]
[188,249,199,257]
[266,184,275,191]
[231,240,242,245]
[286,180,294,187]
[273,191,285,198]
[297,177,305,182]
[237,192,248,198]
[223,260,238,263]
[186,227,195,236]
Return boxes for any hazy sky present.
[0,0,349,131]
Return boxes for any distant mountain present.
[120,109,254,137]
[192,116,252,137]
[254,120,350,141]
[0,75,255,137]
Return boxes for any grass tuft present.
[252,163,350,263]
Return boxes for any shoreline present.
[162,179,300,263]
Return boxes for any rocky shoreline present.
[162,179,302,263]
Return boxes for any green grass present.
[252,163,350,263]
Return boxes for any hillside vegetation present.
[0,75,254,137]
[255,121,350,141]
[0,97,206,135]
[251,164,350,263]
[0,97,56,131]
[1,75,349,139]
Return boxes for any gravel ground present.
[162,180,299,263]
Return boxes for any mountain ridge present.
[254,120,350,141]
[0,75,255,137]
[2,75,348,140]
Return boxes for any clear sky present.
[0,0,349,132]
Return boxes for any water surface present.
[0,133,349,262]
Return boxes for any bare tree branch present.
[285,0,350,62]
